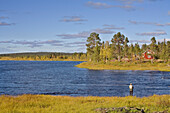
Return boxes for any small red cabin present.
[143,50,154,59]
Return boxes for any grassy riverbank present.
[76,62,170,72]
[0,95,169,113]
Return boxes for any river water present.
[0,61,169,97]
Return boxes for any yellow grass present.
[0,94,169,113]
[76,62,170,72]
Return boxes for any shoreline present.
[1,59,170,72]
[76,62,170,72]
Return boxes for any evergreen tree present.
[111,32,125,61]
[150,37,157,53]
[123,37,129,57]
[160,39,166,63]
[105,41,112,62]
[129,43,134,58]
[110,41,116,59]
[86,32,169,63]
[93,44,100,62]
[134,43,140,58]
[86,32,101,62]
[100,41,105,62]
[166,41,170,61]
[141,44,147,52]
[157,42,163,58]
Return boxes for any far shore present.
[0,57,86,62]
[76,62,170,72]
[1,58,170,72]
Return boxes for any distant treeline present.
[0,52,87,61]
[86,32,170,63]
[0,52,73,57]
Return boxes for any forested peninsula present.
[77,32,170,71]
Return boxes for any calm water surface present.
[0,61,169,97]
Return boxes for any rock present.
[95,107,168,113]
[152,111,168,113]
[95,107,145,113]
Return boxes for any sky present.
[0,0,170,54]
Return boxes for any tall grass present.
[0,95,169,113]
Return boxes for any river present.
[0,61,169,97]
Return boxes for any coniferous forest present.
[86,32,170,63]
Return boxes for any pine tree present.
[110,42,116,59]
[150,37,156,51]
[166,41,170,62]
[129,43,134,59]
[111,32,125,61]
[160,39,166,63]
[157,42,162,59]
[100,41,105,62]
[123,37,129,57]
[141,44,147,52]
[93,44,100,62]
[134,43,140,59]
[86,32,101,62]
[105,41,112,62]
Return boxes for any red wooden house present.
[143,50,154,59]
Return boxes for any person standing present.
[129,83,134,96]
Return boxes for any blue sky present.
[0,0,170,53]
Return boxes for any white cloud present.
[157,39,170,42]
[0,16,9,19]
[66,42,86,45]
[136,31,167,36]
[130,40,150,43]
[57,25,118,39]
[129,20,169,26]
[0,40,63,48]
[0,47,14,53]
[165,23,170,26]
[86,1,113,8]
[130,38,170,43]
[168,11,170,15]
[56,31,90,39]
[115,0,163,4]
[86,1,135,10]
[92,28,115,34]
[61,16,87,22]
[103,24,125,30]
[0,22,15,26]
[115,0,143,5]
